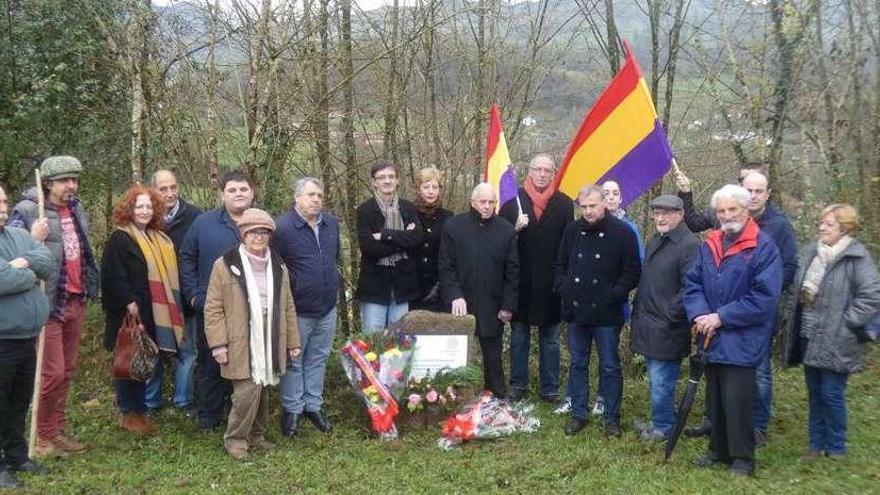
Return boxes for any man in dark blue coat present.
[684,184,782,476]
[675,166,796,444]
[554,185,640,438]
[179,170,254,430]
[273,177,339,436]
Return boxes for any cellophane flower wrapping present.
[438,392,541,450]
[340,331,416,439]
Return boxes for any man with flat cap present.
[630,195,700,441]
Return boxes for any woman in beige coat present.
[204,208,301,460]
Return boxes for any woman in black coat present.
[409,166,453,312]
[355,160,424,333]
[102,186,184,436]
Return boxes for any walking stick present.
[28,168,47,458]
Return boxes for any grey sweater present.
[0,226,53,339]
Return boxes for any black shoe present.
[564,418,588,436]
[538,393,559,404]
[303,410,332,433]
[10,460,49,475]
[693,453,725,468]
[729,459,755,476]
[754,428,768,448]
[603,422,621,438]
[0,468,21,489]
[684,418,711,438]
[281,411,300,437]
[509,388,527,402]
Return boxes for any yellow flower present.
[383,348,403,358]
[365,352,378,362]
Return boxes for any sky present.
[152,0,418,11]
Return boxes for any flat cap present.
[237,208,276,235]
[649,194,684,210]
[41,156,82,180]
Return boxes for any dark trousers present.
[0,338,37,469]
[195,314,231,429]
[478,335,506,397]
[706,363,756,466]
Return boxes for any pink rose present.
[426,389,439,403]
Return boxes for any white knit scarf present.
[238,245,277,386]
[801,234,853,302]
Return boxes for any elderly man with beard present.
[438,183,518,397]
[684,184,782,476]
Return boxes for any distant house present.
[521,115,537,127]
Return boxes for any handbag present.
[112,312,159,381]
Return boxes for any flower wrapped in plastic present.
[438,392,541,450]
[340,330,416,439]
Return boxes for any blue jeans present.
[115,379,147,414]
[804,364,849,455]
[509,322,561,397]
[360,301,408,334]
[281,308,337,414]
[646,358,682,435]
[754,342,773,433]
[145,316,198,409]
[568,323,622,422]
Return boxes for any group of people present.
[0,153,878,488]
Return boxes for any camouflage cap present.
[41,156,82,180]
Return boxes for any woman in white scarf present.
[204,208,301,460]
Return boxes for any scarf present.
[415,194,443,220]
[801,235,853,305]
[239,245,278,386]
[120,225,185,353]
[610,208,626,220]
[375,193,408,267]
[523,176,554,222]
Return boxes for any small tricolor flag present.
[553,41,673,208]
[484,104,518,210]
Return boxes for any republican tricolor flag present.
[554,41,673,207]
[484,104,518,211]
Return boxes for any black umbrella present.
[664,329,712,461]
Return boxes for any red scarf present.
[523,176,554,222]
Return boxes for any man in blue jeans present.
[274,178,339,436]
[145,170,202,417]
[554,185,640,437]
[499,154,573,402]
[629,195,699,441]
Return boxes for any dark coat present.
[179,208,242,312]
[679,192,798,291]
[782,240,880,374]
[554,214,641,327]
[438,210,519,338]
[410,207,453,312]
[101,229,156,351]
[499,189,574,326]
[355,197,424,305]
[272,208,341,318]
[683,219,783,367]
[630,222,700,360]
[163,199,202,316]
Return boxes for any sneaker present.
[591,397,605,416]
[684,417,711,438]
[509,388,527,402]
[603,422,621,438]
[33,438,68,459]
[632,419,652,434]
[729,459,754,476]
[0,468,21,489]
[54,434,87,454]
[564,418,588,436]
[826,452,847,460]
[553,397,572,415]
[639,428,668,442]
[692,453,722,468]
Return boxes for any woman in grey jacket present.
[782,204,880,459]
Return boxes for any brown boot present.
[121,413,150,436]
[141,415,158,435]
[225,445,249,460]
[33,438,69,459]
[54,433,87,454]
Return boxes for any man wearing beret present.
[630,195,700,441]
[10,156,100,458]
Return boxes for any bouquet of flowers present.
[438,392,541,450]
[340,330,416,439]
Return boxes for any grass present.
[10,305,880,494]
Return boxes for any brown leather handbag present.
[112,312,159,381]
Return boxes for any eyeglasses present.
[247,229,272,238]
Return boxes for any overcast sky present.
[152,0,412,11]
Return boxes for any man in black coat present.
[555,185,641,437]
[499,154,573,402]
[630,195,700,441]
[147,170,203,416]
[439,183,518,397]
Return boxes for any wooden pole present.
[28,168,47,458]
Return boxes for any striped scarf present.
[120,224,185,353]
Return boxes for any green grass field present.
[11,305,880,494]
